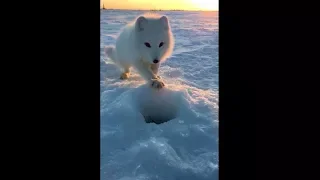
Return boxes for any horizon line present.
[100,8,218,12]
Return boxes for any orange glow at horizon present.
[101,0,219,11]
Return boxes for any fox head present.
[134,14,174,65]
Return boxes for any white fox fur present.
[105,13,174,89]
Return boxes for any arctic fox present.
[104,14,174,89]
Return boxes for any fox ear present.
[136,16,147,31]
[160,16,169,30]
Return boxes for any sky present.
[100,0,219,11]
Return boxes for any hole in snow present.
[132,85,180,125]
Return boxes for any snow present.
[101,10,219,180]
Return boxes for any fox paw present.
[120,72,129,80]
[150,79,165,89]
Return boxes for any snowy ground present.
[101,10,219,180]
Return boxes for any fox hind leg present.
[120,66,130,80]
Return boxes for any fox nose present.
[153,59,159,64]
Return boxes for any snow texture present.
[101,10,219,180]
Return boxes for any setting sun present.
[101,0,218,11]
[190,0,218,11]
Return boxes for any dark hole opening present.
[143,113,177,124]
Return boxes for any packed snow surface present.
[101,10,218,180]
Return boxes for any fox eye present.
[159,42,164,47]
[144,42,151,48]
